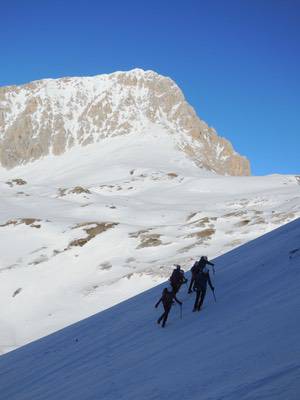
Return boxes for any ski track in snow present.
[0,218,299,399]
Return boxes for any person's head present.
[175,264,181,270]
[163,288,169,295]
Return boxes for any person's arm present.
[207,260,214,266]
[180,271,188,283]
[207,272,214,291]
[174,295,182,305]
[155,297,162,308]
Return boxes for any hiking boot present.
[188,290,192,294]
[192,307,197,312]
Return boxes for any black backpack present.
[191,261,200,275]
[170,269,181,284]
[194,268,209,290]
[162,290,174,306]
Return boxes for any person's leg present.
[188,277,194,293]
[162,306,171,327]
[157,311,165,324]
[174,283,181,294]
[176,283,182,294]
[193,290,200,311]
[198,287,207,310]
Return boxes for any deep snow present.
[0,133,299,354]
[0,218,299,400]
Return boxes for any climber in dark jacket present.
[188,261,200,293]
[193,266,214,311]
[188,256,214,293]
[155,287,182,327]
[170,264,187,294]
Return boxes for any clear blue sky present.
[1,0,299,175]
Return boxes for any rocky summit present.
[0,69,250,175]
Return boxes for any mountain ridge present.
[0,69,250,175]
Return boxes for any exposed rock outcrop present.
[0,69,250,175]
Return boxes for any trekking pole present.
[212,289,217,303]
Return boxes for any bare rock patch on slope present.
[186,228,215,241]
[12,288,22,297]
[272,212,295,224]
[5,178,27,187]
[28,254,49,266]
[98,262,113,270]
[69,222,118,248]
[129,229,166,249]
[136,233,162,249]
[58,186,91,197]
[235,219,251,227]
[186,213,217,225]
[0,218,41,228]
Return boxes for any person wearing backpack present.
[188,256,214,293]
[169,264,188,294]
[198,256,214,271]
[188,261,200,293]
[193,266,215,312]
[155,287,182,327]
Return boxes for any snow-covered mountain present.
[0,69,250,175]
[0,70,299,355]
[0,218,299,400]
[0,135,299,354]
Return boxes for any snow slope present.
[0,132,299,354]
[0,218,299,400]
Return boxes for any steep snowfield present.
[0,131,299,354]
[0,218,299,400]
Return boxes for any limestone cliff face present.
[0,69,250,175]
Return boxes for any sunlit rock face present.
[0,69,250,175]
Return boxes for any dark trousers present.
[194,286,207,310]
[188,276,195,292]
[158,304,171,327]
[171,282,181,294]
